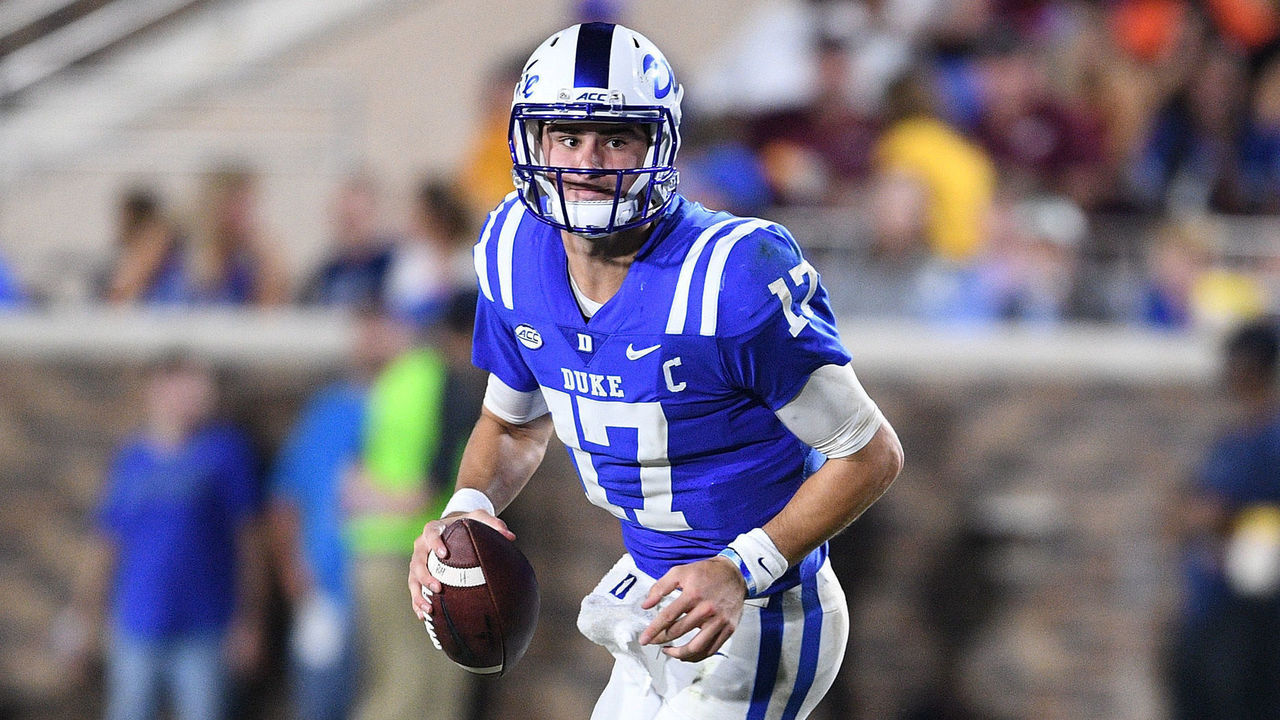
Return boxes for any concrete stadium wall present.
[0,314,1225,719]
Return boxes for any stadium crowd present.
[0,0,1275,333]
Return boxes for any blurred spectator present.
[345,291,483,720]
[1238,56,1280,212]
[1058,45,1134,210]
[1137,217,1269,330]
[1170,317,1280,720]
[267,308,409,720]
[1204,0,1280,59]
[299,174,398,307]
[1139,220,1207,329]
[999,197,1087,323]
[384,178,475,325]
[923,194,1086,325]
[973,44,1109,203]
[750,35,880,205]
[187,166,290,306]
[694,0,924,116]
[74,354,267,720]
[832,169,931,319]
[1109,0,1195,65]
[102,188,188,305]
[1126,42,1256,213]
[872,69,996,264]
[458,56,525,216]
[677,114,773,216]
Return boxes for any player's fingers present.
[407,578,421,616]
[408,557,434,598]
[639,592,694,645]
[664,623,732,663]
[641,570,683,610]
[648,600,714,645]
[407,556,436,614]
[408,583,431,620]
[419,520,449,558]
[650,604,711,645]
[466,510,516,541]
[407,572,431,619]
[410,536,443,594]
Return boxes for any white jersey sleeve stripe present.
[699,219,772,336]
[665,217,741,335]
[774,362,884,458]
[482,373,549,425]
[496,200,526,310]
[472,200,506,302]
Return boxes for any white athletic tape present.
[441,488,496,518]
[428,551,487,588]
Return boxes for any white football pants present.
[578,554,848,720]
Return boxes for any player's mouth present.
[560,179,615,201]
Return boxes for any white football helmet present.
[510,23,683,237]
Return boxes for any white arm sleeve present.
[775,362,884,458]
[482,373,549,425]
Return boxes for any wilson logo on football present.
[514,324,543,350]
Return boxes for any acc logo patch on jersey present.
[514,324,543,349]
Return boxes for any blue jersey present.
[472,194,851,593]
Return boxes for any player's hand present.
[638,555,747,662]
[408,511,515,622]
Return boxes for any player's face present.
[541,122,650,202]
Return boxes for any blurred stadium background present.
[1,0,1277,718]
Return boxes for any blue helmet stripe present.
[574,22,614,88]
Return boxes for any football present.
[424,518,540,676]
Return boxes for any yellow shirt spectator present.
[459,105,515,215]
[1192,267,1269,330]
[874,116,996,263]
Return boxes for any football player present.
[408,22,903,719]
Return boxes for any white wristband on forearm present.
[718,528,788,596]
[440,488,495,518]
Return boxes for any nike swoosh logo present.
[625,343,661,360]
[757,557,772,574]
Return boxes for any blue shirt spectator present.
[266,307,413,720]
[299,173,399,307]
[97,422,260,638]
[300,244,396,307]
[269,380,367,608]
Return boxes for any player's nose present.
[575,135,605,172]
